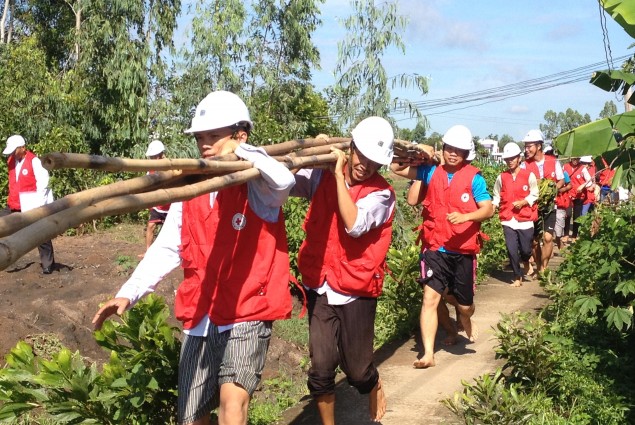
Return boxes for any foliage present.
[0,37,70,144]
[0,295,180,424]
[248,373,307,425]
[283,196,310,279]
[540,108,592,140]
[443,369,567,425]
[328,0,428,131]
[250,84,339,143]
[447,202,635,424]
[550,202,635,332]
[374,245,422,348]
[599,100,619,119]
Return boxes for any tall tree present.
[176,0,325,144]
[599,100,618,119]
[540,108,592,139]
[76,0,181,156]
[245,0,324,141]
[328,0,428,130]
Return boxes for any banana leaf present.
[601,0,635,38]
[554,110,635,158]
[590,69,635,105]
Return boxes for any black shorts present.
[420,249,475,306]
[533,208,556,238]
[148,208,168,224]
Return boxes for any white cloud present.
[509,105,530,114]
[402,0,487,51]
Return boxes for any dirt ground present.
[0,223,306,385]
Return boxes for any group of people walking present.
[2,89,614,425]
[90,90,395,425]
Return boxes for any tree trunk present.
[0,0,9,43]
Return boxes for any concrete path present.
[280,256,561,425]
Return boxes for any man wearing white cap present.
[139,140,171,258]
[492,143,539,287]
[2,135,56,274]
[521,129,564,274]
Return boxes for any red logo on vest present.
[232,213,247,230]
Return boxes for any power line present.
[390,54,632,114]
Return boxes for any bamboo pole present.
[41,152,253,174]
[0,153,344,270]
[0,168,261,271]
[0,171,186,237]
[3,135,430,269]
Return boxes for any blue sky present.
[310,0,635,141]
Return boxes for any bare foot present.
[413,357,435,368]
[510,279,522,287]
[369,378,386,421]
[443,332,458,346]
[523,261,533,277]
[460,316,478,343]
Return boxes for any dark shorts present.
[148,208,168,224]
[534,208,556,238]
[420,249,475,306]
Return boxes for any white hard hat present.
[3,135,25,155]
[185,90,253,134]
[502,142,522,159]
[351,116,394,165]
[580,155,593,163]
[522,129,544,143]
[442,125,472,151]
[467,141,476,161]
[543,145,554,154]
[145,140,165,157]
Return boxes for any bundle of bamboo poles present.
[0,136,432,270]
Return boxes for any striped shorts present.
[177,321,272,424]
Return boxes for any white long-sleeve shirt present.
[492,170,539,230]
[15,155,54,209]
[291,168,395,305]
[115,143,295,336]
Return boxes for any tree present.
[540,108,592,139]
[76,0,181,156]
[245,0,325,142]
[328,0,428,131]
[599,100,618,119]
[498,134,515,150]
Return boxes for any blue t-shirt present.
[563,170,571,184]
[416,164,491,203]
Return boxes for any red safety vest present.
[422,164,482,254]
[175,184,292,328]
[566,163,588,201]
[598,157,615,187]
[298,171,394,298]
[498,169,538,222]
[7,151,38,210]
[524,156,558,182]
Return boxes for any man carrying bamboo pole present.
[391,125,494,369]
[92,90,296,425]
[291,116,396,424]
[2,135,56,274]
